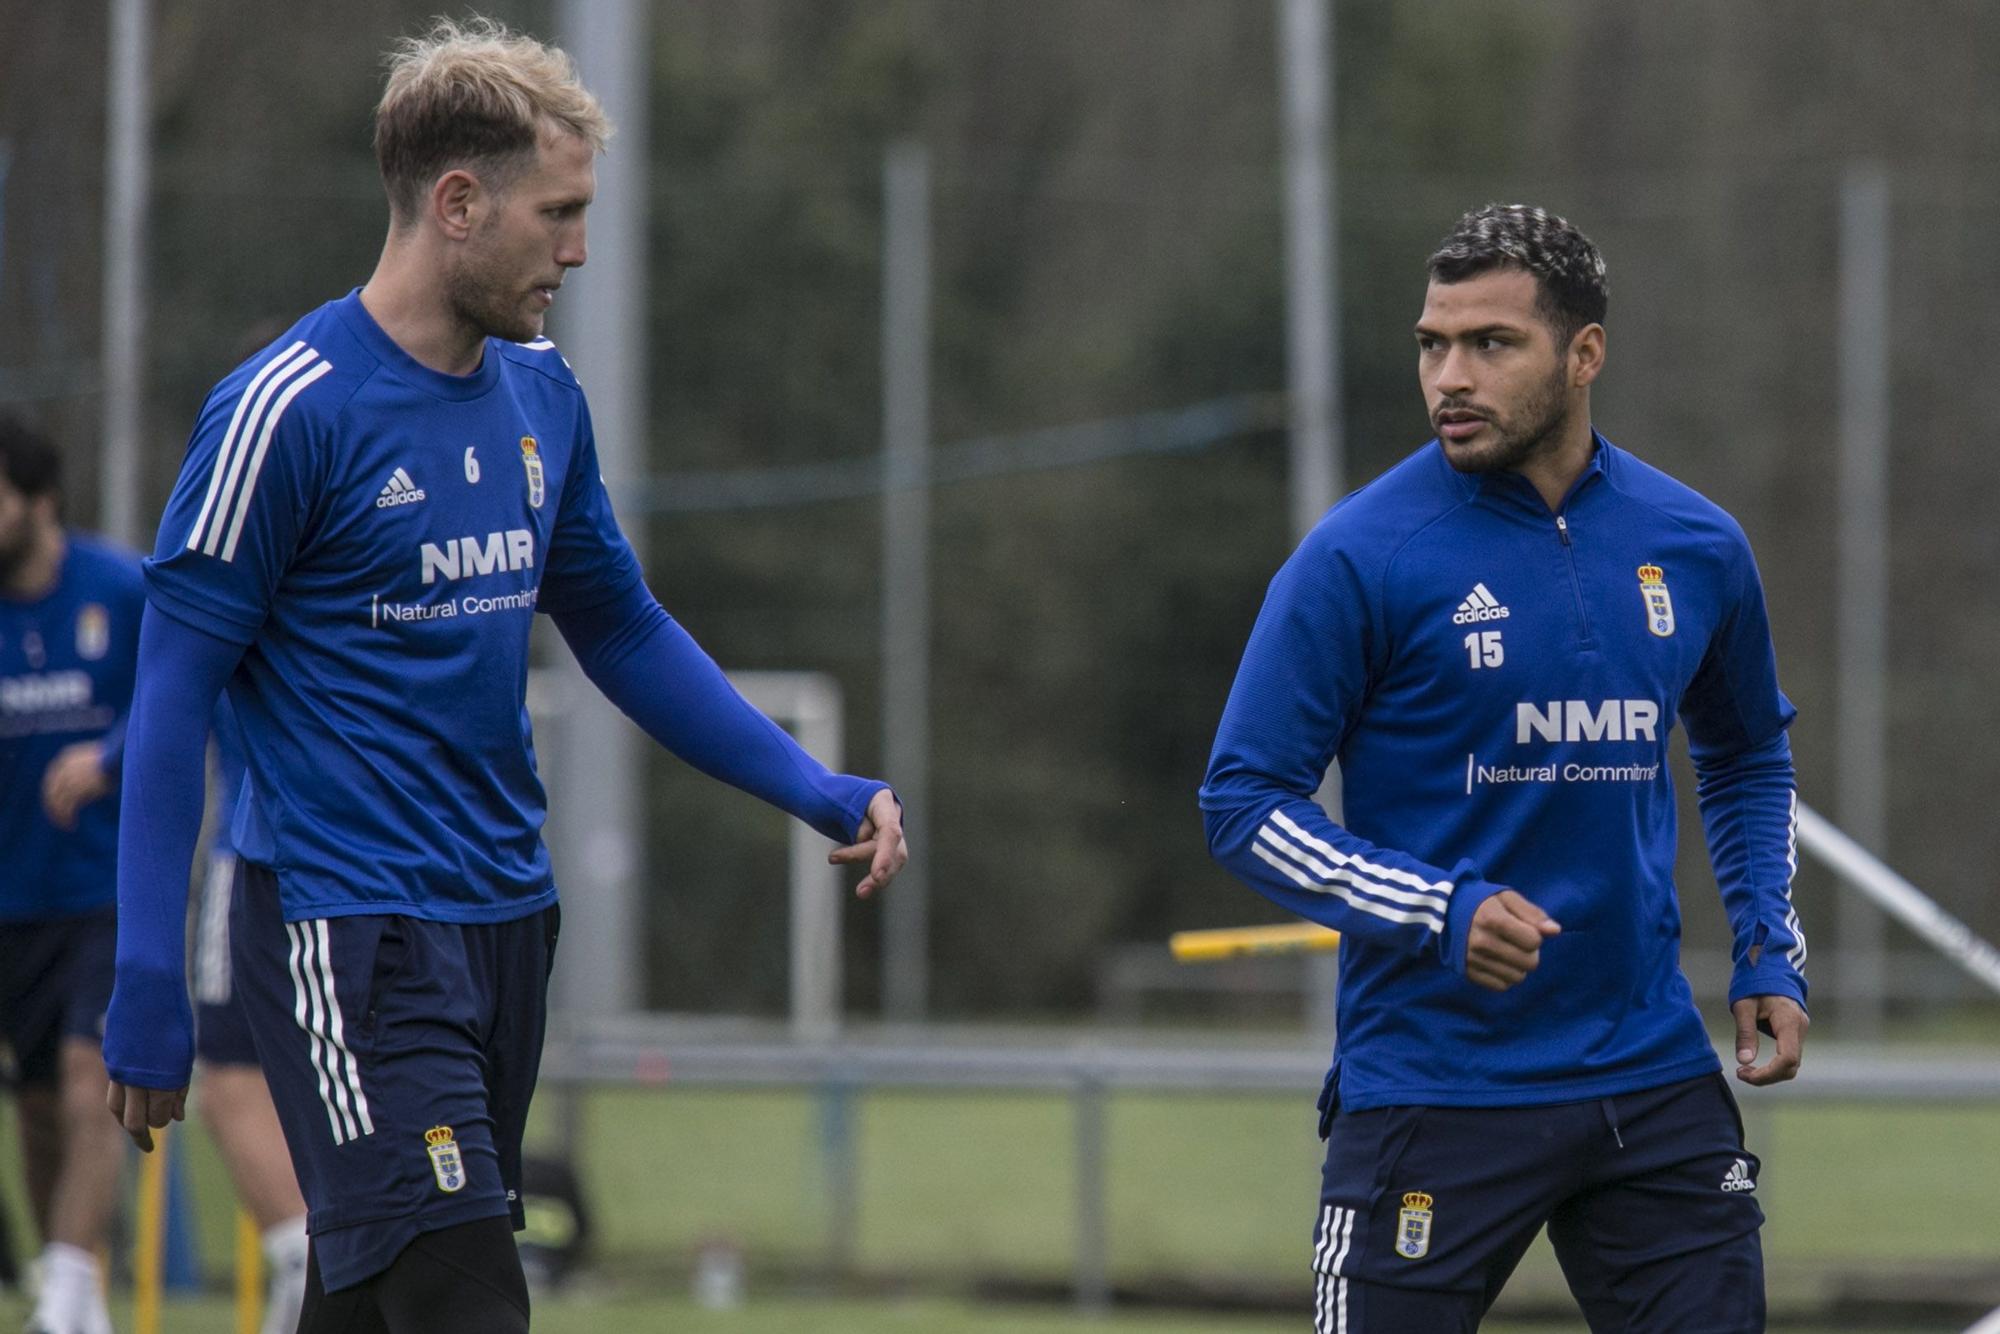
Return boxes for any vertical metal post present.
[0,143,13,284]
[790,681,845,1041]
[880,140,933,1023]
[550,0,648,1015]
[1278,0,1341,542]
[1278,0,1344,1034]
[730,672,847,1041]
[101,0,151,546]
[1837,162,1890,1037]
[818,1079,858,1274]
[1072,1074,1110,1312]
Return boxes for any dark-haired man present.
[0,416,144,1334]
[1202,204,1806,1331]
[103,18,905,1334]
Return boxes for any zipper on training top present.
[1555,514,1596,648]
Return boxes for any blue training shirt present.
[0,536,145,919]
[146,290,643,924]
[209,694,247,858]
[1201,435,1805,1111]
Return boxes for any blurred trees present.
[639,0,1569,1014]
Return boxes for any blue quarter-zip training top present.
[1200,434,1805,1111]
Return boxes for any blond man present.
[104,18,905,1331]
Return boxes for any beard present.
[0,523,33,586]
[1436,361,1572,476]
[443,236,541,346]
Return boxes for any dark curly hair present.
[1427,204,1609,352]
[0,414,61,502]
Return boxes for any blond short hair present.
[374,15,613,222]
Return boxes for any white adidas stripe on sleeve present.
[1782,790,1807,969]
[1257,827,1451,918]
[1269,810,1452,898]
[186,344,330,562]
[217,358,332,562]
[1251,841,1446,932]
[186,342,308,552]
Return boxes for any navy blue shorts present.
[231,861,558,1292]
[190,851,260,1067]
[1310,1072,1765,1333]
[0,906,117,1086]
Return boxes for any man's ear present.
[430,169,483,242]
[1569,323,1606,388]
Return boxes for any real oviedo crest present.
[521,436,545,509]
[76,604,110,661]
[425,1125,466,1193]
[1395,1191,1433,1259]
[1637,564,1675,638]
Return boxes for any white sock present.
[260,1217,309,1334]
[30,1243,110,1334]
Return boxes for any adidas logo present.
[1720,1158,1756,1193]
[375,468,427,509]
[1451,582,1510,624]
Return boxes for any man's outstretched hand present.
[1731,994,1808,1086]
[829,787,907,898]
[108,1079,186,1152]
[1465,889,1561,992]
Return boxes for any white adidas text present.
[376,468,426,509]
[1452,582,1510,625]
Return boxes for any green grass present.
[4,1069,1995,1330]
[513,1087,2000,1281]
[0,1291,1965,1334]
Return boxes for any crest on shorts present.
[425,1125,466,1193]
[75,604,110,661]
[521,436,545,510]
[1395,1191,1434,1259]
[1638,564,1675,638]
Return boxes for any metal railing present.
[541,1016,2000,1312]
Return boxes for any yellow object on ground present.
[1169,923,1340,962]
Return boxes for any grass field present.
[3,1050,1995,1330]
[0,1291,1968,1334]
[519,1087,2000,1276]
[147,1079,2000,1326]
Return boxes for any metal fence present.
[540,1015,2000,1315]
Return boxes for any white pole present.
[1278,0,1342,1033]
[1836,161,1890,1034]
[1963,1304,2000,1334]
[101,0,151,546]
[550,0,648,1015]
[730,673,845,1041]
[880,139,933,1023]
[1278,0,1340,542]
[1796,803,2000,999]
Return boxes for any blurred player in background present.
[190,697,308,1334]
[103,16,905,1334]
[0,417,143,1334]
[1202,205,1807,1331]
